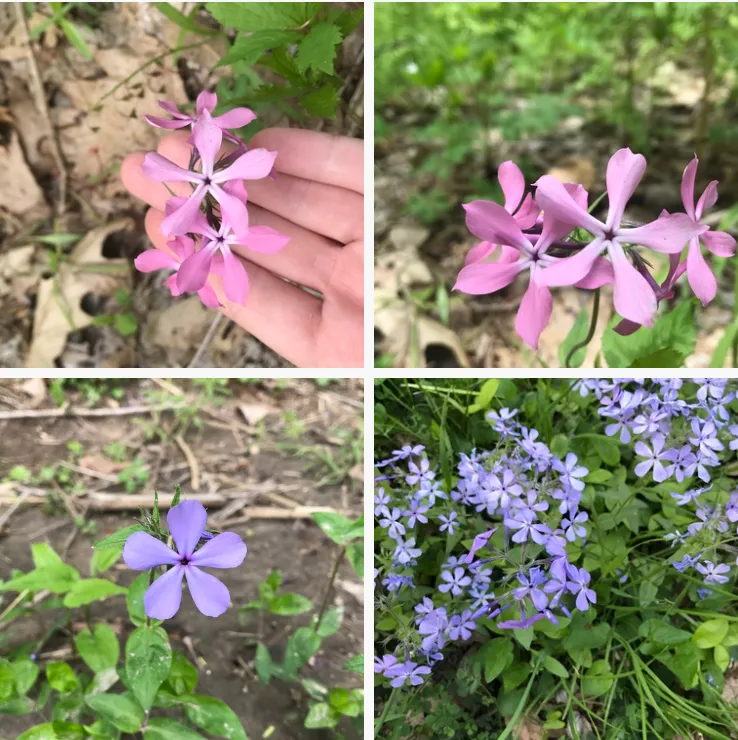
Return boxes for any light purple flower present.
[633,434,673,482]
[374,655,398,674]
[123,500,247,619]
[561,509,588,542]
[406,458,435,487]
[565,565,596,611]
[385,660,431,688]
[438,511,459,534]
[696,560,730,585]
[553,453,588,491]
[438,567,471,597]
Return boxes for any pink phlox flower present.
[464,161,541,266]
[678,156,736,306]
[145,90,256,145]
[534,148,708,327]
[141,113,277,239]
[134,235,220,309]
[455,183,613,349]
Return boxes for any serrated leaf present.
[126,626,172,711]
[62,579,126,608]
[217,30,301,67]
[301,84,339,118]
[297,22,342,75]
[206,2,320,31]
[153,3,218,36]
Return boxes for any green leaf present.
[475,638,513,683]
[559,305,590,368]
[283,627,322,679]
[304,701,341,728]
[84,693,144,733]
[153,3,219,35]
[581,660,614,697]
[563,620,610,651]
[12,659,39,696]
[316,605,344,638]
[126,626,172,711]
[59,19,92,60]
[343,654,363,674]
[311,512,362,544]
[715,644,730,672]
[18,724,85,740]
[144,717,206,740]
[659,641,701,689]
[113,312,138,337]
[31,543,64,569]
[638,619,691,646]
[346,541,364,579]
[542,655,569,679]
[602,299,696,368]
[46,663,78,694]
[166,651,198,695]
[300,84,339,118]
[127,572,152,627]
[297,22,343,75]
[328,687,362,717]
[502,662,531,692]
[254,643,272,684]
[217,30,301,67]
[584,469,611,484]
[710,314,738,368]
[206,2,320,31]
[467,379,500,414]
[182,694,247,740]
[171,484,182,508]
[267,593,313,615]
[94,525,145,551]
[62,579,126,608]
[258,570,283,601]
[90,547,121,576]
[0,559,79,594]
[75,624,119,674]
[86,668,119,696]
[693,619,729,649]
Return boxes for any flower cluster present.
[454,150,736,349]
[577,378,738,598]
[374,417,597,687]
[135,91,290,307]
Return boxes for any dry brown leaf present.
[0,131,50,219]
[25,219,132,368]
[78,454,126,476]
[238,403,277,426]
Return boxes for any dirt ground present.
[0,378,364,739]
[0,3,364,368]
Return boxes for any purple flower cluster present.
[374,413,597,687]
[579,378,738,597]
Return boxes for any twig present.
[0,488,34,532]
[0,590,30,625]
[150,378,184,396]
[188,313,225,368]
[14,2,67,217]
[175,435,200,490]
[0,402,187,420]
[318,390,363,410]
[314,546,346,631]
[219,506,347,526]
[58,461,119,483]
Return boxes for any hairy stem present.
[565,289,600,368]
[314,545,345,631]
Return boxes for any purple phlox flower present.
[511,490,549,517]
[695,378,728,402]
[602,408,632,444]
[393,444,425,459]
[477,469,522,514]
[513,567,549,610]
[404,499,429,528]
[671,485,710,507]
[415,480,447,507]
[374,654,398,674]
[545,532,568,557]
[672,553,700,572]
[543,557,569,607]
[504,509,552,545]
[439,566,472,597]
[383,573,415,592]
[728,425,738,451]
[374,488,392,518]
[550,487,581,516]
[631,410,669,437]
[725,493,738,523]
[689,419,724,458]
[698,588,713,601]
[497,604,547,630]
[693,450,717,484]
[561,509,589,542]
[418,609,448,651]
[123,500,247,619]
[486,407,519,437]
[464,528,499,563]
[142,114,277,239]
[633,434,674,482]
[519,428,552,469]
[438,511,459,534]
[469,563,493,586]
[414,596,436,620]
[664,530,688,547]
[441,555,464,570]
[406,457,435,487]
[695,560,731,585]
[379,508,406,540]
[469,585,495,610]
[446,610,477,641]
[565,565,597,611]
[664,444,697,483]
[553,453,588,491]
[385,660,431,688]
[393,538,422,566]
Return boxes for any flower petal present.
[190,532,247,568]
[701,229,736,257]
[165,274,181,297]
[158,100,189,119]
[197,283,221,309]
[464,241,497,266]
[463,200,530,251]
[176,242,218,294]
[144,565,184,620]
[145,115,191,130]
[184,566,231,617]
[241,225,290,254]
[192,118,223,177]
[537,238,605,287]
[680,157,698,219]
[620,213,707,254]
[141,153,199,184]
[515,275,553,350]
[196,90,217,115]
[608,243,657,327]
[454,260,525,295]
[212,185,249,238]
[161,187,206,237]
[574,256,614,289]
[686,238,717,306]
[212,107,257,130]
[513,193,541,230]
[534,176,604,235]
[222,179,248,204]
[498,161,525,214]
[134,249,178,273]
[167,500,208,558]
[214,148,278,183]
[604,148,646,229]
[695,181,718,220]
[168,235,196,262]
[221,248,249,304]
[123,532,181,570]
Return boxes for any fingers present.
[250,128,363,194]
[143,209,323,367]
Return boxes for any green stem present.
[565,289,600,368]
[314,546,345,631]
[496,655,544,740]
[374,687,399,739]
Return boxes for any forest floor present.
[375,64,738,368]
[0,3,363,368]
[0,378,364,739]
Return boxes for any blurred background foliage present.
[374,2,738,368]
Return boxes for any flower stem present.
[374,687,400,739]
[314,545,345,631]
[565,289,600,368]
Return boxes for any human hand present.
[121,128,363,368]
